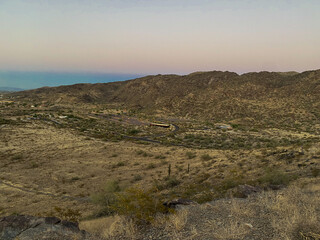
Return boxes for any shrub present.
[155,155,166,159]
[136,150,150,157]
[311,168,320,177]
[128,129,141,135]
[153,177,181,191]
[186,151,196,159]
[47,206,81,222]
[160,159,168,165]
[201,154,212,161]
[146,163,156,169]
[112,161,126,168]
[133,174,143,181]
[91,180,121,215]
[165,177,181,188]
[11,154,23,161]
[258,168,297,186]
[111,187,167,223]
[30,162,39,168]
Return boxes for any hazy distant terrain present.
[0,71,142,90]
[0,87,24,92]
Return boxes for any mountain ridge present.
[11,69,320,127]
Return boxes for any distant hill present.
[11,70,320,128]
[0,87,24,92]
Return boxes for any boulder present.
[232,184,262,198]
[163,198,196,208]
[0,215,94,240]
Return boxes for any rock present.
[163,198,196,208]
[279,151,296,160]
[44,217,61,225]
[244,223,253,229]
[232,184,262,198]
[267,184,285,190]
[0,215,94,240]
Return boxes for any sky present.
[0,0,320,77]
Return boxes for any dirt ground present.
[0,122,228,217]
[1,113,319,223]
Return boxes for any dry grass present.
[154,209,189,231]
[167,209,188,231]
[259,179,320,239]
[1,103,319,239]
[80,216,115,236]
[82,177,320,239]
[103,216,137,240]
[80,215,137,240]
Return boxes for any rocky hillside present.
[11,70,320,127]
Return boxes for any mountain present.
[11,70,320,128]
[0,87,24,92]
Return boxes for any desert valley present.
[1,70,320,239]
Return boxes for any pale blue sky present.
[0,0,319,75]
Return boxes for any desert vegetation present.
[1,70,320,239]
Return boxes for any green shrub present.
[311,168,320,177]
[201,154,212,161]
[136,150,150,157]
[111,187,167,223]
[133,174,143,181]
[153,177,181,191]
[186,151,196,159]
[219,176,243,191]
[258,168,297,186]
[128,129,141,135]
[146,163,156,169]
[91,180,121,215]
[46,206,81,222]
[112,161,126,168]
[30,162,39,168]
[11,154,23,161]
[165,177,181,188]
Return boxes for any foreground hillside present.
[81,178,320,240]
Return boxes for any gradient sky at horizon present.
[1,0,319,75]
